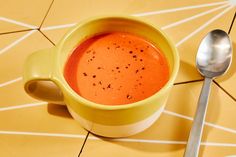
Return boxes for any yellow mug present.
[23,16,179,137]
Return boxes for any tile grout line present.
[0,130,87,139]
[39,0,54,29]
[174,79,204,85]
[163,110,236,135]
[210,10,236,102]
[0,17,38,29]
[78,132,90,157]
[0,2,231,34]
[111,138,186,145]
[1,130,236,147]
[176,5,234,47]
[0,102,47,112]
[0,77,22,88]
[132,1,229,16]
[228,10,236,34]
[0,30,37,55]
[41,23,76,31]
[38,30,56,46]
[39,2,229,31]
[213,80,236,101]
[110,138,236,147]
[0,29,35,35]
[162,3,230,30]
[39,2,230,31]
[40,3,230,31]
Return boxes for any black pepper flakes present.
[93,83,96,86]
[107,84,111,88]
[127,94,132,99]
[142,67,145,70]
[140,49,144,52]
[140,59,143,62]
[135,70,139,73]
[129,51,133,54]
[97,67,102,69]
[83,72,87,76]
[98,81,102,85]
[86,50,91,54]
[133,55,137,58]
[92,75,96,78]
[116,67,119,69]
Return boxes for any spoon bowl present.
[196,29,232,78]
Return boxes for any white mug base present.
[67,105,164,138]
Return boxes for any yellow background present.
[0,0,236,156]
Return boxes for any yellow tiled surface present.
[0,135,85,157]
[81,139,185,157]
[0,0,236,156]
[0,0,53,33]
[0,31,52,82]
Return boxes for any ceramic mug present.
[23,16,179,137]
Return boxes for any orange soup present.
[64,32,169,105]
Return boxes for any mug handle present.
[23,48,64,105]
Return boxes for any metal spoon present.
[184,29,232,157]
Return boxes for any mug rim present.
[56,15,179,110]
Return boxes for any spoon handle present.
[184,77,212,157]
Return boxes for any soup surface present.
[64,32,169,105]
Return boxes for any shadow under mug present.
[23,16,179,137]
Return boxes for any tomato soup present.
[64,32,169,105]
